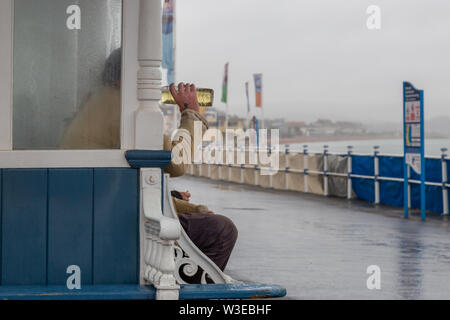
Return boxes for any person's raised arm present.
[164,82,209,178]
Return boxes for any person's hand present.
[169,82,200,113]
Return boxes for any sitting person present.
[61,48,238,282]
[171,190,238,273]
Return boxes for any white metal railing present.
[189,144,450,216]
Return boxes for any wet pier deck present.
[171,176,450,299]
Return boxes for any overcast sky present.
[174,0,450,124]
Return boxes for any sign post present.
[403,82,425,220]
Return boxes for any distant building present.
[308,119,336,136]
[306,119,367,137]
[280,121,308,138]
[206,109,246,132]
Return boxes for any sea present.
[287,138,450,157]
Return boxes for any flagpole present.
[261,83,264,129]
[253,73,264,130]
[222,62,229,134]
[245,82,251,129]
[261,106,265,130]
[225,102,229,132]
[247,107,250,130]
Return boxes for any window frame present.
[0,0,139,167]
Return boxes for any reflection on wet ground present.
[171,176,450,299]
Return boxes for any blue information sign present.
[403,82,425,220]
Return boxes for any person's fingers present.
[170,83,185,112]
[190,84,196,97]
[185,83,191,93]
[169,83,179,100]
[178,82,185,94]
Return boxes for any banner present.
[253,73,262,107]
[162,0,174,84]
[221,63,229,103]
[403,82,423,174]
[245,81,250,113]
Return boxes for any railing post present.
[239,146,245,184]
[207,145,211,179]
[347,145,353,200]
[227,146,232,181]
[407,165,411,209]
[198,144,203,177]
[374,145,380,204]
[218,146,223,180]
[323,145,329,196]
[285,144,290,190]
[268,145,273,189]
[442,148,449,215]
[207,160,211,179]
[303,145,309,193]
[254,165,259,186]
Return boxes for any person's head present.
[102,47,122,88]
[171,190,191,201]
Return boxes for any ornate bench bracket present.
[141,168,181,300]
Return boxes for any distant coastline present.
[279,135,401,144]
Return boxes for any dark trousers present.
[178,213,238,272]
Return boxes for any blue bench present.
[0,284,286,300]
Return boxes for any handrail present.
[190,144,450,216]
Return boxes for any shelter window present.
[13,0,123,150]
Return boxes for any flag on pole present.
[162,0,175,84]
[253,73,263,107]
[221,63,229,103]
[245,81,250,113]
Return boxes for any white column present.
[135,0,164,150]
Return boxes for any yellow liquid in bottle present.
[161,87,214,107]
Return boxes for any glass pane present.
[13,0,122,150]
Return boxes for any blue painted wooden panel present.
[0,285,156,300]
[0,170,2,283]
[1,169,48,285]
[93,168,139,284]
[47,169,93,285]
